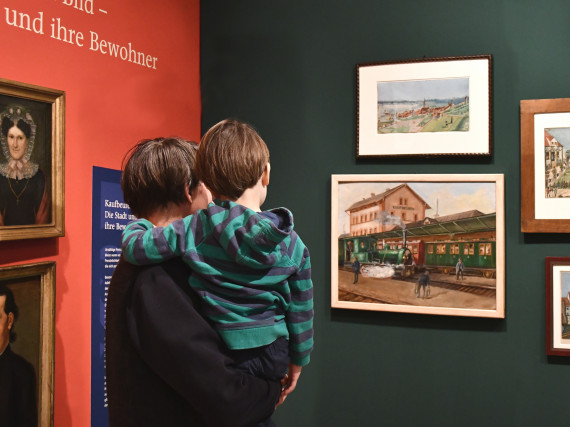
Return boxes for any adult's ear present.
[7,312,14,331]
[262,163,271,187]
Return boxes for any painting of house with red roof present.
[545,128,570,197]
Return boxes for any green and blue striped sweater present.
[121,201,314,367]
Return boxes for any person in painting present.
[417,269,430,299]
[352,256,361,284]
[0,285,38,427]
[106,137,281,427]
[456,258,465,280]
[0,105,49,226]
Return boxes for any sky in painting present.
[377,78,469,102]
[337,181,495,236]
[546,128,570,150]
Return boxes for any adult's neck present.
[145,202,190,227]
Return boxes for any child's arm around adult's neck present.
[121,217,191,265]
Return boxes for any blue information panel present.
[91,166,134,427]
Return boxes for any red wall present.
[0,1,201,425]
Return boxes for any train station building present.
[346,184,431,237]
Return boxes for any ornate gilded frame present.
[0,78,65,241]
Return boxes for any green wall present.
[201,1,570,425]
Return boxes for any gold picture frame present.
[0,78,65,241]
[0,261,55,426]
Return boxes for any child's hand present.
[275,363,302,408]
[283,363,302,396]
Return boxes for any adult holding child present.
[121,120,315,426]
[106,137,282,427]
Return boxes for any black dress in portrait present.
[0,345,37,427]
[0,170,46,225]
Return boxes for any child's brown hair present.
[196,119,270,200]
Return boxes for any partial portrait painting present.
[0,78,64,241]
[0,262,55,426]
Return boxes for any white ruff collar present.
[0,158,38,180]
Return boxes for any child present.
[121,119,313,402]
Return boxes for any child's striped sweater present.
[121,200,314,366]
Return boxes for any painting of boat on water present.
[377,78,469,134]
[357,55,491,157]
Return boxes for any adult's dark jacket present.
[105,258,281,427]
[0,345,37,427]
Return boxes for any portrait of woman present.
[0,105,49,226]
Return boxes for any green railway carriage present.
[425,240,496,278]
[338,236,378,266]
[339,235,495,279]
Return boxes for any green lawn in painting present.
[422,115,468,132]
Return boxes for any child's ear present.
[262,163,271,187]
[185,183,193,205]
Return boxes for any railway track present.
[400,276,496,298]
[338,289,388,304]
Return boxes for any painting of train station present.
[332,175,505,318]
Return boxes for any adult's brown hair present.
[121,137,199,218]
[196,119,270,200]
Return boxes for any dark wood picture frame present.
[520,98,570,233]
[357,55,492,158]
[545,257,570,356]
[0,78,65,241]
[0,261,55,426]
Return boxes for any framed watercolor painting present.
[545,257,570,356]
[357,55,492,158]
[0,78,65,241]
[331,174,505,318]
[0,262,55,426]
[521,98,570,233]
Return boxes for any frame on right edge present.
[521,98,570,232]
[546,257,570,356]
